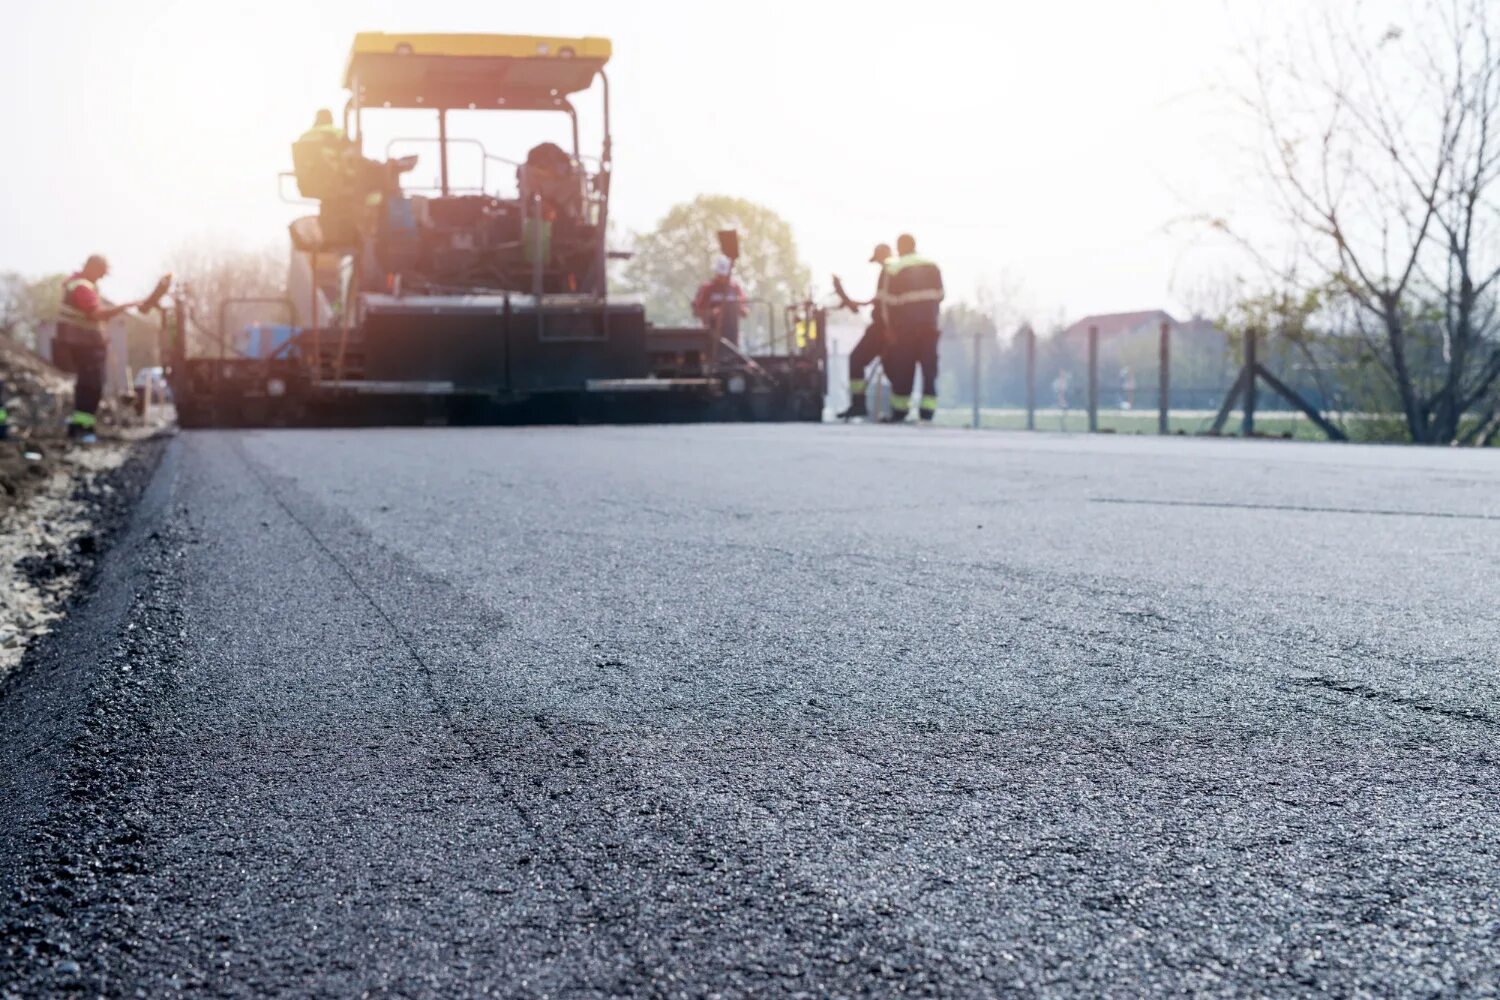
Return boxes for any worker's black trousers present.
[884,327,940,419]
[847,323,884,386]
[53,334,106,418]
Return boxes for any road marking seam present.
[1292,675,1500,729]
[1092,497,1500,521]
[227,439,657,982]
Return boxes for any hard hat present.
[869,243,893,264]
[712,254,732,277]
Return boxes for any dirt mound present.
[1,337,75,515]
[0,336,70,442]
[2,337,63,507]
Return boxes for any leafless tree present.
[975,269,1034,344]
[166,238,288,356]
[0,273,66,352]
[1248,0,1500,444]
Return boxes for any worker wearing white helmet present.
[692,253,749,347]
[835,242,894,420]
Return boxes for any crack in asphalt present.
[1293,675,1500,729]
[1091,496,1500,520]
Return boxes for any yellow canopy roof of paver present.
[344,33,612,110]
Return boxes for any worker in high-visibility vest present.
[292,109,361,246]
[292,109,418,247]
[292,109,354,200]
[54,255,138,443]
[836,242,893,420]
[877,233,944,423]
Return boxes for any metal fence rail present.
[836,322,1354,440]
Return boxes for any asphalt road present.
[3,425,1499,998]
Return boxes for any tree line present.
[5,0,1497,450]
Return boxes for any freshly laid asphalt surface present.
[3,425,1499,998]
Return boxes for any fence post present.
[971,329,981,429]
[1243,326,1258,436]
[1087,324,1099,433]
[1158,320,1170,435]
[308,251,322,377]
[1025,326,1036,430]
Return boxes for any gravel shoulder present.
[0,438,166,679]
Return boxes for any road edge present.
[0,435,182,996]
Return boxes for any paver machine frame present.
[170,33,826,426]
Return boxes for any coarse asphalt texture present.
[2,424,1499,998]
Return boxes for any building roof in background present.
[1060,309,1179,339]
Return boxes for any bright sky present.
[0,0,1314,323]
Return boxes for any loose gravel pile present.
[0,337,168,679]
[0,445,131,678]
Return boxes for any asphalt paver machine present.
[170,33,826,426]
